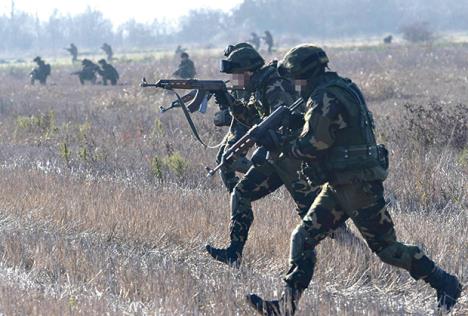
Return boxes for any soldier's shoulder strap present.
[316,74,376,144]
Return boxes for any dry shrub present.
[400,21,434,43]
[401,102,468,150]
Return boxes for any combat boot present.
[246,286,302,316]
[424,266,462,311]
[205,242,242,268]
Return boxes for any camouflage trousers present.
[230,155,320,248]
[216,121,252,192]
[285,180,436,290]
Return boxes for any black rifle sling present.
[173,90,207,147]
[172,90,225,149]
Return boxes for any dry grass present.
[0,43,467,315]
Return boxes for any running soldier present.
[246,44,463,315]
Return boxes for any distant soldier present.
[249,32,260,50]
[97,59,119,85]
[384,35,393,44]
[71,59,99,85]
[263,30,274,53]
[175,45,186,55]
[101,43,113,61]
[30,56,51,85]
[65,43,78,63]
[172,52,196,79]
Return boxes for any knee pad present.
[376,242,421,271]
[290,224,317,264]
[231,187,253,223]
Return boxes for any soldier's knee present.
[290,224,317,262]
[231,187,253,220]
[376,242,421,271]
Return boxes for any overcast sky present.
[0,0,244,25]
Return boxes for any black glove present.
[254,129,284,152]
[213,109,232,127]
[214,91,235,109]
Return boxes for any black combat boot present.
[205,242,242,268]
[246,286,302,316]
[425,266,462,311]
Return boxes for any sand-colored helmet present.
[279,45,329,79]
[220,46,264,74]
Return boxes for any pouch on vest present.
[302,161,328,186]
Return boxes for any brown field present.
[0,42,467,315]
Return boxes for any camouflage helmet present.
[33,56,42,63]
[279,45,329,79]
[220,46,264,74]
[98,59,107,64]
[223,42,253,57]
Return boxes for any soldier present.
[97,59,119,85]
[249,32,261,50]
[214,43,257,192]
[30,56,51,85]
[384,35,393,44]
[175,45,186,55]
[72,59,99,85]
[101,43,113,61]
[205,44,322,267]
[173,52,196,79]
[65,43,78,63]
[263,30,274,53]
[246,45,462,315]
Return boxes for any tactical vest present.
[247,62,295,118]
[304,73,388,185]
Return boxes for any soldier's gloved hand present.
[254,129,284,152]
[214,91,235,109]
[213,109,232,127]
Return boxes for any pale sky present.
[0,0,244,25]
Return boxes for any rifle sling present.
[172,90,224,149]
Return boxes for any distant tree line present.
[2,0,468,56]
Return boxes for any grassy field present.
[0,42,467,315]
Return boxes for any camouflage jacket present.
[173,59,196,79]
[284,72,387,183]
[99,64,119,81]
[231,62,296,127]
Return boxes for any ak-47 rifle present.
[140,78,243,112]
[140,78,244,147]
[206,97,305,176]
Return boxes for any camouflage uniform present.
[215,89,253,192]
[206,45,320,266]
[249,32,261,50]
[263,31,274,53]
[173,53,196,79]
[65,43,78,63]
[97,59,119,85]
[30,57,51,85]
[215,43,256,192]
[247,45,462,315]
[101,43,113,61]
[73,59,99,85]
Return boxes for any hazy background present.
[2,0,468,57]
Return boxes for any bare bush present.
[400,21,434,43]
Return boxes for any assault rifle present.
[140,78,243,113]
[140,78,244,147]
[206,97,305,176]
